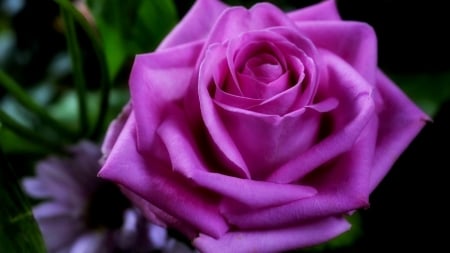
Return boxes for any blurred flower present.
[22,140,193,253]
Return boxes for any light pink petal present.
[369,71,429,190]
[22,177,51,199]
[288,0,341,21]
[296,21,377,83]
[33,202,81,219]
[98,115,229,238]
[69,232,107,253]
[33,204,85,252]
[194,216,350,253]
[130,41,203,153]
[158,0,227,49]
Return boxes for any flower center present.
[84,181,131,230]
[241,53,283,83]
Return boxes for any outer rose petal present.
[193,217,350,253]
[158,0,227,49]
[130,41,203,153]
[368,71,429,190]
[99,114,229,238]
[296,21,377,83]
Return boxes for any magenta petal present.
[101,102,132,162]
[157,0,227,49]
[205,3,297,46]
[193,217,350,253]
[99,115,229,238]
[296,21,377,83]
[369,71,429,190]
[288,0,341,21]
[156,108,250,178]
[190,170,316,209]
[130,41,203,153]
[199,44,250,176]
[214,102,323,179]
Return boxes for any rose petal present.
[213,102,323,179]
[130,41,203,153]
[369,71,429,190]
[158,0,227,49]
[193,216,350,253]
[101,102,132,162]
[157,107,251,178]
[199,44,251,176]
[189,170,316,209]
[267,50,375,183]
[296,21,378,83]
[98,115,229,238]
[204,3,298,47]
[288,0,341,21]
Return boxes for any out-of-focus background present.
[1,0,449,252]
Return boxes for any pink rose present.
[99,0,429,252]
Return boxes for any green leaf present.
[0,110,64,153]
[300,213,363,252]
[0,70,76,140]
[392,71,450,117]
[60,8,89,136]
[53,0,112,141]
[0,147,47,253]
[87,0,178,81]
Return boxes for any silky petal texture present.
[158,0,227,49]
[100,102,132,163]
[193,217,350,253]
[368,71,429,190]
[204,3,298,47]
[120,187,198,239]
[288,0,341,21]
[130,41,203,153]
[267,50,375,183]
[295,21,377,83]
[156,110,318,208]
[99,115,229,238]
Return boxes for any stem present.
[60,7,89,137]
[0,110,63,153]
[0,70,77,140]
[54,0,111,141]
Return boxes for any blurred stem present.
[60,7,89,137]
[0,110,63,153]
[55,0,111,141]
[0,146,47,253]
[0,70,77,140]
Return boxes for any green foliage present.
[393,71,450,117]
[87,0,178,81]
[0,148,46,253]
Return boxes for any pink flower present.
[99,1,429,252]
[22,141,193,253]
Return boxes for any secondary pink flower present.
[22,141,193,253]
[99,1,429,252]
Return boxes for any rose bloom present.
[99,0,429,252]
